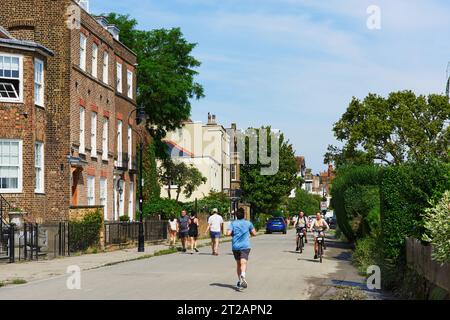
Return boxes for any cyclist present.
[293,211,309,251]
[309,212,329,259]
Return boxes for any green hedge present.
[69,210,103,252]
[143,198,183,220]
[330,165,381,242]
[380,159,450,263]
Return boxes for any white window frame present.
[0,53,23,103]
[0,139,23,193]
[116,62,122,93]
[79,33,87,71]
[128,181,134,220]
[91,111,97,157]
[87,175,95,206]
[117,120,123,167]
[34,142,44,193]
[102,52,109,84]
[127,70,133,99]
[127,125,132,170]
[92,43,98,78]
[119,180,125,217]
[102,117,109,161]
[79,106,85,154]
[100,177,108,220]
[34,58,44,107]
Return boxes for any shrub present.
[380,160,450,263]
[119,215,130,222]
[330,165,381,242]
[422,190,450,263]
[352,236,379,274]
[185,192,230,218]
[69,209,103,253]
[253,213,273,231]
[143,198,183,220]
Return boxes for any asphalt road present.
[0,230,360,300]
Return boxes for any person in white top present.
[168,216,178,247]
[205,208,224,255]
[309,212,329,259]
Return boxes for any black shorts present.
[233,249,251,261]
[188,231,198,238]
[179,231,189,238]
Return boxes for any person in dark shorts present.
[188,211,199,254]
[178,210,189,252]
[226,207,257,290]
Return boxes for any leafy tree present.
[141,138,161,202]
[422,190,450,263]
[240,127,299,216]
[158,159,206,201]
[105,14,204,145]
[287,189,322,217]
[326,91,450,166]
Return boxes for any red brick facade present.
[0,0,138,222]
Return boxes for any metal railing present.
[104,220,168,247]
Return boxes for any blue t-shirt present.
[228,219,255,251]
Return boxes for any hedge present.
[330,165,381,242]
[379,159,450,263]
[69,210,103,252]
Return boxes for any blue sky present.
[90,0,450,173]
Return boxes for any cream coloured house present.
[160,114,231,202]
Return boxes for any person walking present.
[178,210,190,253]
[168,216,178,247]
[205,208,224,255]
[188,211,199,254]
[226,207,257,290]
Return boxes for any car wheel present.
[266,230,272,234]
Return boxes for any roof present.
[0,26,54,57]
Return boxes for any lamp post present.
[128,106,147,252]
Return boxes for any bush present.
[352,236,380,274]
[422,190,450,263]
[380,160,450,263]
[119,215,130,222]
[185,192,230,218]
[143,198,183,220]
[331,165,381,242]
[69,210,103,252]
[253,213,273,231]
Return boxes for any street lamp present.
[127,106,147,252]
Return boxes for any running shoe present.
[194,248,199,253]
[240,276,248,289]
[236,281,242,290]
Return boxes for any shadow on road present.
[210,283,242,292]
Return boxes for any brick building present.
[0,0,138,222]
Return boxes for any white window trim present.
[79,107,86,154]
[117,120,123,167]
[116,62,122,93]
[80,33,87,71]
[92,43,98,78]
[0,53,24,103]
[127,70,133,99]
[91,112,97,157]
[87,175,95,206]
[100,177,108,220]
[34,58,44,107]
[34,142,44,194]
[119,180,125,217]
[128,181,134,219]
[102,52,109,84]
[0,139,23,193]
[128,125,132,170]
[102,117,109,161]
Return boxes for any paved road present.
[0,230,363,300]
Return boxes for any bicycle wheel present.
[299,236,303,253]
[319,242,323,263]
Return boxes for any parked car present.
[327,217,337,229]
[266,217,287,234]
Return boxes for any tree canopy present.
[240,127,299,215]
[325,90,450,167]
[105,14,204,144]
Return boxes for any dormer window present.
[0,54,22,102]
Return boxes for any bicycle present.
[316,231,325,263]
[296,227,307,253]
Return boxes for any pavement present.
[0,229,383,300]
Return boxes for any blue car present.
[266,217,287,234]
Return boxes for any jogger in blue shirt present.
[226,208,257,290]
